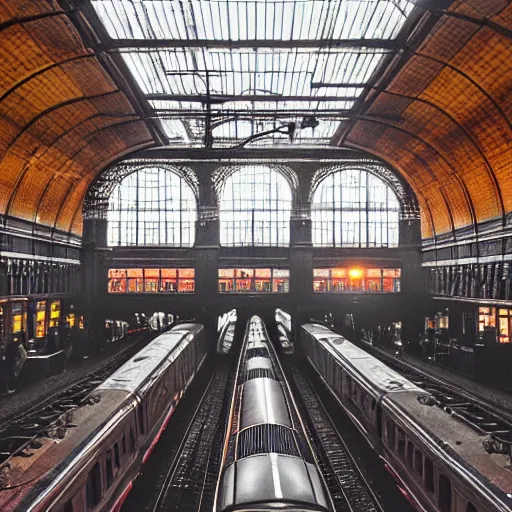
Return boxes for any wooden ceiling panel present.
[54,122,155,232]
[387,97,502,224]
[13,120,153,229]
[0,17,85,96]
[53,179,90,233]
[450,29,512,116]
[419,15,478,62]
[418,195,434,240]
[5,101,100,161]
[451,0,509,19]
[387,55,444,97]
[0,1,55,24]
[492,4,512,29]
[347,119,474,235]
[342,3,512,238]
[0,3,157,235]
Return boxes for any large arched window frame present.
[312,168,399,247]
[219,165,292,247]
[107,167,196,246]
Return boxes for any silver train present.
[104,319,129,342]
[148,312,174,332]
[0,323,208,512]
[301,323,512,512]
[216,316,333,512]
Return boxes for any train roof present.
[383,392,512,511]
[303,323,421,395]
[97,324,202,394]
[217,454,331,512]
[240,378,291,430]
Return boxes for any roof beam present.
[152,111,351,118]
[147,94,360,102]
[107,38,401,51]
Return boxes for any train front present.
[215,316,333,512]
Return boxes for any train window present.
[386,420,395,449]
[86,462,102,509]
[467,503,478,512]
[414,448,423,479]
[130,426,136,452]
[114,443,120,469]
[438,472,452,512]
[425,458,434,493]
[406,441,414,469]
[397,429,406,459]
[105,450,114,488]
[121,435,127,456]
[138,405,146,435]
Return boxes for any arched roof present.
[0,1,511,242]
[0,1,159,235]
[335,1,512,239]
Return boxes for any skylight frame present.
[90,0,416,147]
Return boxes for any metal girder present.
[152,111,351,119]
[107,38,402,51]
[147,94,360,102]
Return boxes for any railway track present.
[148,358,234,512]
[361,344,512,457]
[285,359,412,512]
[0,331,155,465]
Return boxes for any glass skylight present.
[93,1,413,41]
[91,0,415,147]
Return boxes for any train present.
[215,316,334,512]
[0,322,209,512]
[300,322,512,512]
[147,312,174,333]
[104,319,129,342]
[275,308,293,354]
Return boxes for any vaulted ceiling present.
[0,0,510,240]
[0,1,161,236]
[336,0,512,240]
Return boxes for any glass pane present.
[219,165,292,247]
[107,167,196,247]
[312,169,399,248]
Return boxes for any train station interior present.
[0,1,511,511]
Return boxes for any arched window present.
[107,167,196,246]
[219,165,292,246]
[312,169,399,247]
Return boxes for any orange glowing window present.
[498,309,511,344]
[178,268,195,278]
[478,307,496,331]
[348,268,363,279]
[108,269,126,278]
[36,301,47,338]
[49,301,61,328]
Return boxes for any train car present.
[216,309,237,354]
[275,308,293,354]
[0,322,208,512]
[104,319,130,343]
[300,323,512,512]
[148,312,173,333]
[215,316,333,512]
